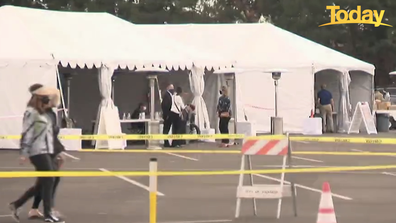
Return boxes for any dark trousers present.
[163,112,180,147]
[219,117,231,143]
[32,158,60,209]
[13,154,55,218]
[171,113,182,146]
[162,114,172,147]
[179,120,187,145]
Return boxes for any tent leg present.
[147,75,161,150]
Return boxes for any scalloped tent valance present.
[57,60,232,71]
[0,5,235,71]
[135,23,375,75]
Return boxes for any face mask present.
[41,96,50,105]
[219,90,222,95]
[169,89,175,94]
[142,107,147,111]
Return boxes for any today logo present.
[319,5,392,27]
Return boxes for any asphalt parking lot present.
[0,140,396,223]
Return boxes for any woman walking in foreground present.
[9,85,65,223]
[26,84,65,220]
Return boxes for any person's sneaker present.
[28,209,44,219]
[51,209,62,218]
[8,203,21,222]
[44,214,65,223]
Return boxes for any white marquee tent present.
[0,5,234,149]
[0,6,233,70]
[136,23,375,133]
[0,5,377,149]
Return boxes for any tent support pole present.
[311,64,315,115]
[55,67,69,119]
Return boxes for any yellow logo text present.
[319,6,392,27]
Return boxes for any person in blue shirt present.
[317,84,334,133]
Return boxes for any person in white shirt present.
[170,87,185,147]
[384,90,391,102]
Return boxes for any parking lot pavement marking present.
[382,172,396,177]
[254,174,353,200]
[292,156,324,163]
[165,152,199,161]
[99,168,165,196]
[0,215,12,218]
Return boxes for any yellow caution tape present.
[1,134,396,144]
[81,149,242,154]
[1,165,396,178]
[79,150,396,156]
[293,151,396,156]
[290,136,396,144]
[0,135,22,140]
[0,134,288,140]
[0,134,249,140]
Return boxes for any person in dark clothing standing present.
[217,86,232,147]
[317,84,334,133]
[9,85,64,223]
[27,84,65,219]
[161,84,175,147]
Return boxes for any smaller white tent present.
[136,23,375,133]
[0,6,235,148]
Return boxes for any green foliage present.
[1,0,395,84]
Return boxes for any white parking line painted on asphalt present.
[292,156,324,163]
[295,141,310,144]
[0,215,11,218]
[382,172,396,177]
[99,168,165,196]
[165,152,199,161]
[254,174,353,200]
[63,152,80,160]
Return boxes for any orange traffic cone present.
[317,182,336,223]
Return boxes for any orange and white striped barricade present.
[235,133,297,219]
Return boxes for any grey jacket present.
[20,107,54,157]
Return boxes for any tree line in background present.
[2,0,396,86]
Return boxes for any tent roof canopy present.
[0,5,234,70]
[135,23,375,75]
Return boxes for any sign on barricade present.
[235,134,297,219]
